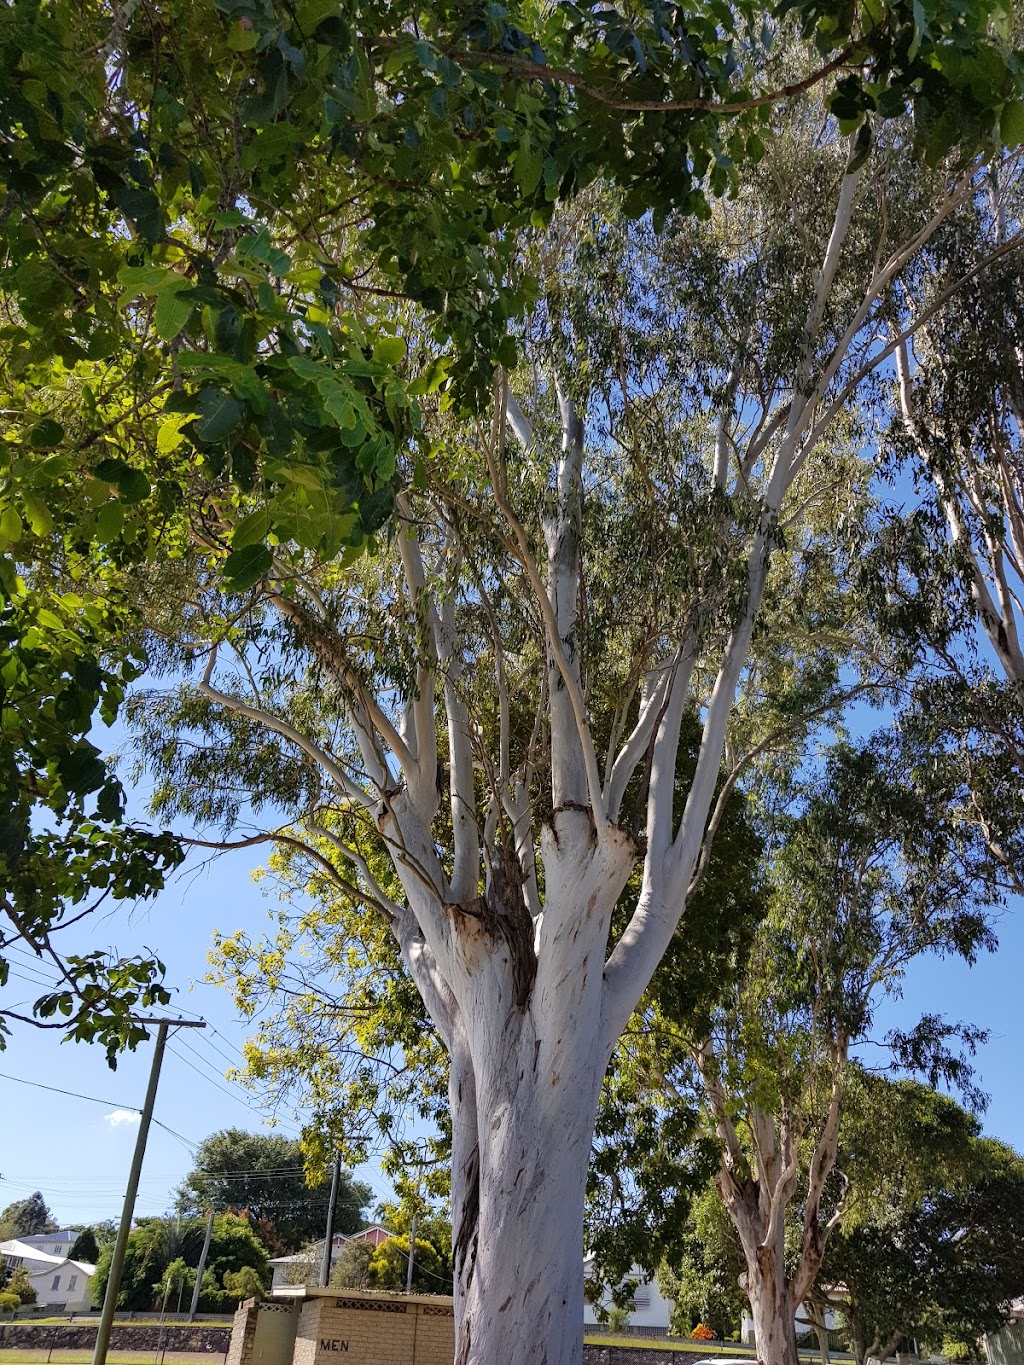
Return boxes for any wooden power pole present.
[91,1019,206,1365]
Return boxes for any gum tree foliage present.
[860,153,1024,903]
[3,4,1023,1363]
[175,1128,372,1254]
[597,732,1007,1365]
[0,0,1021,1058]
[822,1078,1024,1364]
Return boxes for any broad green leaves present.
[0,577,183,1064]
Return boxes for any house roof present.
[26,1258,97,1281]
[0,1239,65,1266]
[268,1228,394,1265]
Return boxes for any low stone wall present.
[0,1322,232,1353]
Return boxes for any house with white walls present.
[1,1233,95,1312]
[582,1257,674,1335]
[269,1228,394,1291]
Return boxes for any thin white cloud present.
[104,1109,141,1128]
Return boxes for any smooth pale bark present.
[442,811,638,1365]
[747,1266,799,1365]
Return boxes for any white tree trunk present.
[454,1045,601,1365]
[442,811,637,1365]
[748,1269,799,1365]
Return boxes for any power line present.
[0,1069,139,1113]
[4,967,59,990]
[202,1030,247,1071]
[169,1036,307,1136]
[166,1043,302,1136]
[186,1030,318,1129]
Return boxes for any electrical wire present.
[166,1043,303,1137]
[0,1069,139,1113]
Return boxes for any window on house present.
[51,1276,61,1290]
[68,1276,78,1292]
[632,1289,651,1310]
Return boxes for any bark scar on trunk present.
[454,1140,480,1293]
[451,831,538,1008]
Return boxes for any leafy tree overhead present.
[0,1192,55,1240]
[0,567,184,1062]
[176,1129,371,1254]
[2,0,1022,1075]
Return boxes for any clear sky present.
[2,716,1023,1234]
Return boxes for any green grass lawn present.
[583,1336,753,1354]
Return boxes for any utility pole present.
[405,1148,425,1296]
[188,1208,215,1321]
[92,1019,206,1365]
[319,1155,341,1288]
[404,1212,417,1295]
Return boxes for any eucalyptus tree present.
[115,67,1024,1359]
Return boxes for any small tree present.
[368,1237,444,1295]
[69,1229,99,1265]
[6,1270,37,1305]
[155,1258,194,1315]
[222,1267,266,1304]
[330,1240,374,1291]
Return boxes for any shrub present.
[606,1305,631,1334]
[223,1267,265,1303]
[690,1323,717,1340]
[330,1239,374,1290]
[0,1292,20,1313]
[941,1342,979,1364]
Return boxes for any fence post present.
[46,1326,56,1363]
